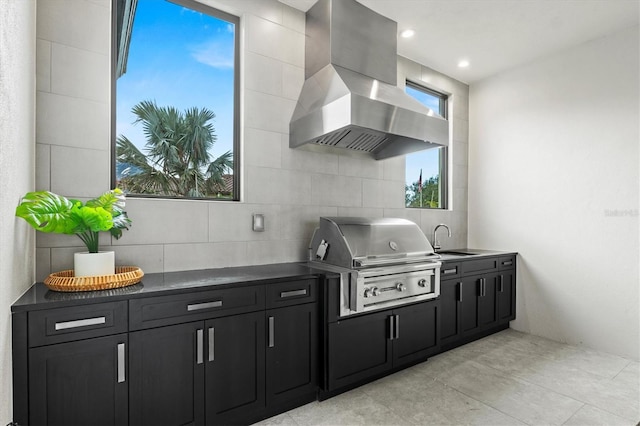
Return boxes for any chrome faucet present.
[432,224,451,251]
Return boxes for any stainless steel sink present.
[437,251,476,256]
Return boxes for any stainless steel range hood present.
[290,0,449,160]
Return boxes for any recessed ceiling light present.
[458,59,470,68]
[400,29,415,38]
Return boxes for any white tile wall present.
[36,92,110,150]
[36,39,51,92]
[34,0,469,279]
[50,43,109,102]
[50,145,110,197]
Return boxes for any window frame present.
[111,0,241,201]
[405,80,449,210]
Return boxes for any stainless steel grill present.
[309,217,441,317]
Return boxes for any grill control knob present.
[372,286,381,297]
[396,283,406,292]
[418,279,427,287]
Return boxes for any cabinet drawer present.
[28,301,128,347]
[266,278,317,309]
[440,262,461,279]
[460,258,499,275]
[129,285,264,330]
[499,255,516,270]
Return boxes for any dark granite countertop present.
[436,248,517,262]
[12,262,331,313]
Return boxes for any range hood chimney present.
[290,0,449,160]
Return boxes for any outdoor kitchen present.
[0,0,638,425]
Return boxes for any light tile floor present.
[257,329,640,426]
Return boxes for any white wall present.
[469,25,639,360]
[33,0,469,280]
[0,0,36,420]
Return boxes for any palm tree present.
[116,100,233,198]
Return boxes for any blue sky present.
[404,86,442,188]
[116,0,235,164]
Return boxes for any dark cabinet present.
[130,279,316,425]
[439,255,516,352]
[327,310,393,390]
[477,274,497,328]
[497,270,516,321]
[459,276,480,333]
[326,300,439,392]
[129,322,204,426]
[129,313,266,426]
[440,279,461,345]
[266,303,318,407]
[206,312,266,424]
[29,334,128,426]
[392,301,439,368]
[14,275,319,426]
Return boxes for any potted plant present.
[15,189,132,277]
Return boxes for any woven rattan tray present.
[44,266,144,292]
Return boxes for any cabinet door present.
[497,270,516,322]
[205,311,265,425]
[440,280,460,344]
[327,311,392,391]
[477,274,497,328]
[129,322,204,426]
[392,301,439,368]
[459,277,479,333]
[266,303,318,406]
[29,334,128,426]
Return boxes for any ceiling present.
[278,0,639,84]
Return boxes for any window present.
[404,81,448,209]
[113,0,239,200]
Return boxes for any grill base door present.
[327,311,393,390]
[392,302,440,369]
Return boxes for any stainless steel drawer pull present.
[268,316,275,348]
[187,300,222,311]
[196,329,203,364]
[55,316,106,331]
[503,261,513,266]
[280,289,307,298]
[117,343,126,383]
[208,327,215,362]
[443,268,457,275]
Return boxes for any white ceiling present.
[278,0,639,84]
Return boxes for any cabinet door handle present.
[208,327,215,361]
[268,316,275,348]
[389,315,395,340]
[395,314,400,340]
[55,316,106,331]
[196,329,204,364]
[480,278,486,297]
[443,268,457,275]
[458,282,463,302]
[187,300,222,312]
[499,275,504,292]
[117,343,125,383]
[280,289,307,298]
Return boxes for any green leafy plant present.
[15,189,132,253]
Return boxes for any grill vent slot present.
[346,132,388,152]
[313,129,351,146]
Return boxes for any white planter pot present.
[74,251,115,277]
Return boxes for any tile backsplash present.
[34,0,469,280]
